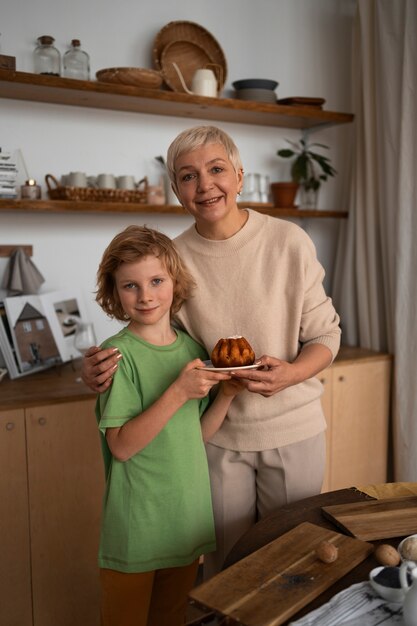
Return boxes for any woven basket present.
[96,67,163,89]
[45,174,148,203]
[160,41,223,93]
[153,20,227,92]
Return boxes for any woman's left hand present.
[231,344,333,397]
[230,355,298,397]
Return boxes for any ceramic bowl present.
[232,78,278,91]
[398,534,417,565]
[369,566,405,602]
[234,88,277,103]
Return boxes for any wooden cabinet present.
[320,347,392,492]
[0,409,32,626]
[0,368,104,626]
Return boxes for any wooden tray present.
[278,97,326,109]
[322,495,417,541]
[190,522,373,626]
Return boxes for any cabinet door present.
[0,409,32,626]
[318,370,332,493]
[26,399,104,626]
[330,359,390,490]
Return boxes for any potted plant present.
[272,137,337,209]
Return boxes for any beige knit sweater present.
[174,209,341,451]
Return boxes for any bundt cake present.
[211,336,255,368]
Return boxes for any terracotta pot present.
[270,182,299,208]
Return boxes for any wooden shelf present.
[0,70,354,130]
[0,198,348,218]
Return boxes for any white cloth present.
[1,248,44,295]
[289,582,403,626]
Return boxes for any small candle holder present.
[21,179,41,200]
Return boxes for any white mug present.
[67,171,87,187]
[97,173,116,189]
[116,175,135,190]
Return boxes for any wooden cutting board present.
[190,522,373,626]
[322,495,417,541]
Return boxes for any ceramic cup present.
[67,171,87,187]
[97,173,116,189]
[116,175,135,190]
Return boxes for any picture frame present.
[1,290,90,378]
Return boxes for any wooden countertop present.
[0,359,95,410]
[0,346,390,411]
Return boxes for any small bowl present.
[232,78,278,91]
[398,534,417,565]
[234,88,277,103]
[369,566,405,603]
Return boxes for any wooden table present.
[188,488,404,626]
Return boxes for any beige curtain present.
[332,0,417,480]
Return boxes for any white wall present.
[0,0,356,343]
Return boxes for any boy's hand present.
[173,359,231,402]
[220,378,246,397]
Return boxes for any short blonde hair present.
[96,225,196,321]
[166,125,243,192]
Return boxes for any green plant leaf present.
[311,154,337,177]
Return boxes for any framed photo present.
[3,290,90,377]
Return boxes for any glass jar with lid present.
[63,39,90,80]
[21,179,41,200]
[33,35,61,76]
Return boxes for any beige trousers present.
[203,432,325,579]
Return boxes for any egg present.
[400,537,417,561]
[374,544,401,567]
[315,540,339,563]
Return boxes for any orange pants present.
[100,559,199,626]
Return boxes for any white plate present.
[198,360,261,372]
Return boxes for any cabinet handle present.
[338,376,345,382]
[6,422,15,431]
[38,417,47,426]
[319,378,326,384]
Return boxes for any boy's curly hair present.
[96,225,196,321]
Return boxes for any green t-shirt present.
[96,327,215,573]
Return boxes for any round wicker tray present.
[96,67,162,89]
[161,40,222,93]
[153,20,227,92]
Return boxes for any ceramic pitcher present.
[172,63,221,97]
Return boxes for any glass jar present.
[21,179,41,200]
[33,35,61,76]
[63,39,90,80]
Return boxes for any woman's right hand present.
[81,346,122,393]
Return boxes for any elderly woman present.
[82,125,341,579]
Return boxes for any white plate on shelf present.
[198,360,261,372]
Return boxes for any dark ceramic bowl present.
[232,78,278,91]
